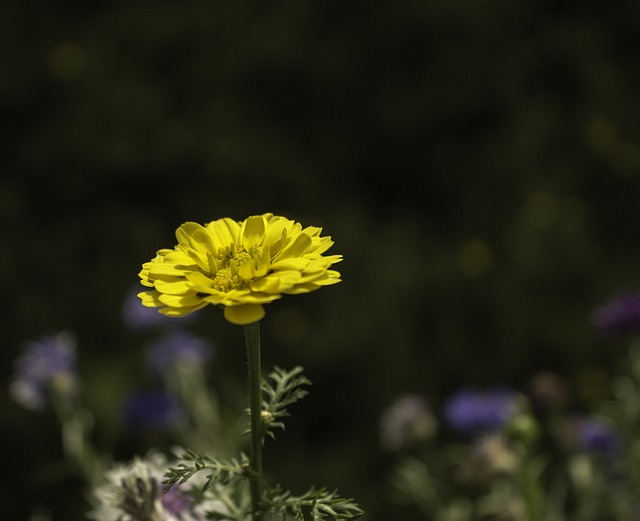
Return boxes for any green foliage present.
[165,446,364,521]
[164,367,362,521]
[165,450,254,521]
[266,486,364,521]
[164,448,248,489]
[260,366,311,440]
[386,337,640,521]
[389,456,444,516]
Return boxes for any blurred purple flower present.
[591,292,640,334]
[443,387,519,435]
[576,417,622,454]
[10,332,77,410]
[146,329,213,377]
[123,390,184,430]
[162,486,192,517]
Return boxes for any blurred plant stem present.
[51,386,104,486]
[245,321,264,521]
[170,360,223,453]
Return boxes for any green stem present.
[51,387,104,485]
[244,321,264,521]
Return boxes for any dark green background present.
[2,1,640,519]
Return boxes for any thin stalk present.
[51,387,104,485]
[244,321,264,521]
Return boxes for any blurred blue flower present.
[10,332,77,410]
[576,417,622,454]
[443,387,519,435]
[146,329,213,377]
[591,291,640,334]
[123,390,184,430]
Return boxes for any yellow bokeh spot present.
[585,117,617,155]
[525,191,557,230]
[525,192,586,233]
[457,239,492,278]
[49,42,86,81]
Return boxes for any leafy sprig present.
[163,448,248,489]
[164,449,363,521]
[266,485,364,521]
[165,367,362,521]
[258,366,311,440]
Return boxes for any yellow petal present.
[207,218,240,247]
[241,215,267,249]
[223,292,281,304]
[223,304,265,325]
[297,256,340,274]
[190,227,218,255]
[237,260,255,280]
[308,237,335,256]
[159,302,208,317]
[264,218,289,255]
[282,283,317,294]
[286,270,341,293]
[163,249,196,266]
[138,290,163,307]
[158,293,203,308]
[250,271,302,293]
[204,288,267,306]
[301,225,322,237]
[138,268,155,287]
[148,261,191,277]
[178,249,208,272]
[275,232,311,260]
[253,251,270,277]
[184,271,216,291]
[154,278,194,295]
[201,293,226,305]
[308,270,342,286]
[176,222,205,248]
[270,257,310,271]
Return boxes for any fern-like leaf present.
[260,366,311,440]
[163,448,248,491]
[267,485,364,520]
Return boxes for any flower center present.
[118,475,162,520]
[210,245,258,291]
[212,267,241,291]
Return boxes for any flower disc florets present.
[138,214,342,325]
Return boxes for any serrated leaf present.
[252,366,311,442]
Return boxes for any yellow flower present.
[138,214,342,325]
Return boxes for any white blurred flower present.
[380,394,436,451]
[457,434,519,483]
[88,452,229,521]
